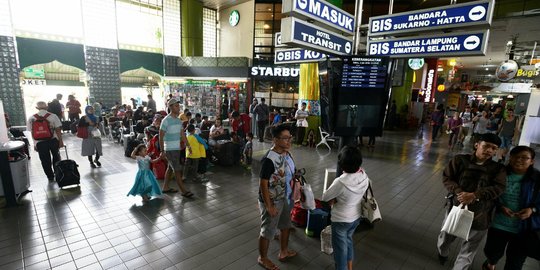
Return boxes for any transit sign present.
[281,17,353,56]
[274,48,328,64]
[367,30,489,58]
[368,0,493,37]
[282,0,355,35]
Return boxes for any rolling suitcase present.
[305,208,330,238]
[54,146,80,188]
[62,121,72,132]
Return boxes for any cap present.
[167,98,180,107]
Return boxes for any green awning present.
[16,37,85,70]
[119,50,164,76]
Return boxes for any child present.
[243,132,253,165]
[185,124,209,182]
[307,129,315,148]
[127,144,163,202]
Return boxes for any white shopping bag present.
[301,183,316,210]
[441,203,474,241]
[321,225,333,254]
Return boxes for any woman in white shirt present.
[322,146,369,270]
[294,102,309,145]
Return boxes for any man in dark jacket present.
[437,133,506,269]
[254,98,269,142]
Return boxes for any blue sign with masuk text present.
[368,0,493,36]
[282,0,355,35]
[281,17,353,56]
[274,48,328,64]
[367,30,489,58]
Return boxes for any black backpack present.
[48,100,62,117]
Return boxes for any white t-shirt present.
[26,109,62,140]
[295,109,309,127]
[460,111,473,128]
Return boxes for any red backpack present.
[31,113,53,140]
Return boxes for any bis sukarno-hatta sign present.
[367,0,494,58]
[277,0,355,63]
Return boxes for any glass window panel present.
[254,46,272,53]
[255,12,274,20]
[163,0,181,56]
[255,3,273,12]
[254,37,272,46]
[203,8,217,57]
[117,1,163,49]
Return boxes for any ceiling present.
[449,15,540,73]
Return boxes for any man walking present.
[48,93,63,120]
[254,98,269,142]
[147,94,157,113]
[257,125,297,270]
[249,98,258,135]
[27,101,64,181]
[437,133,506,270]
[159,98,193,197]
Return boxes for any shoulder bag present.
[361,182,382,224]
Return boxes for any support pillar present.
[298,63,320,144]
[181,0,203,56]
[0,0,25,126]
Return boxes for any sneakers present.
[90,162,97,168]
[94,160,101,167]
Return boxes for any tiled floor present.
[0,128,539,270]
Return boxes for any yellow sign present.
[515,68,539,78]
[437,84,445,92]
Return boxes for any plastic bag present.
[321,225,333,254]
[302,183,316,210]
[441,203,474,241]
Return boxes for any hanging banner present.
[423,58,438,103]
[282,0,355,35]
[281,17,353,56]
[368,0,494,37]
[367,30,489,58]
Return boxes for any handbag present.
[91,128,101,138]
[76,126,88,139]
[361,182,382,223]
[291,168,315,210]
[441,203,474,241]
[320,225,333,254]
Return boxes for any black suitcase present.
[70,121,77,134]
[125,138,142,157]
[55,146,80,188]
[62,121,72,132]
[215,142,237,166]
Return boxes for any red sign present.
[423,58,438,103]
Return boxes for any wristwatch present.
[532,207,537,214]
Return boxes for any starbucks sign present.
[408,58,425,70]
[229,10,240,27]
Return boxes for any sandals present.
[258,258,279,270]
[181,191,194,198]
[278,250,297,262]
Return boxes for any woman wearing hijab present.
[79,106,103,168]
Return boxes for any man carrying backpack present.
[437,133,506,270]
[48,93,63,120]
[27,101,64,181]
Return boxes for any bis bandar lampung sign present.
[281,17,353,56]
[368,0,494,36]
[367,30,489,58]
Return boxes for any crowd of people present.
[19,94,539,270]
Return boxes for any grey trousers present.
[437,225,488,270]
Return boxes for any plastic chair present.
[316,127,338,150]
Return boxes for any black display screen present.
[333,56,391,136]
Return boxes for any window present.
[253,3,282,60]
[203,8,217,57]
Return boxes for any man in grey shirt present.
[147,95,157,113]
[254,98,269,142]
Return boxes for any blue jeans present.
[332,219,360,270]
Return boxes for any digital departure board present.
[332,56,391,136]
[341,57,389,89]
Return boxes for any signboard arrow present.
[368,0,493,37]
[366,30,489,58]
